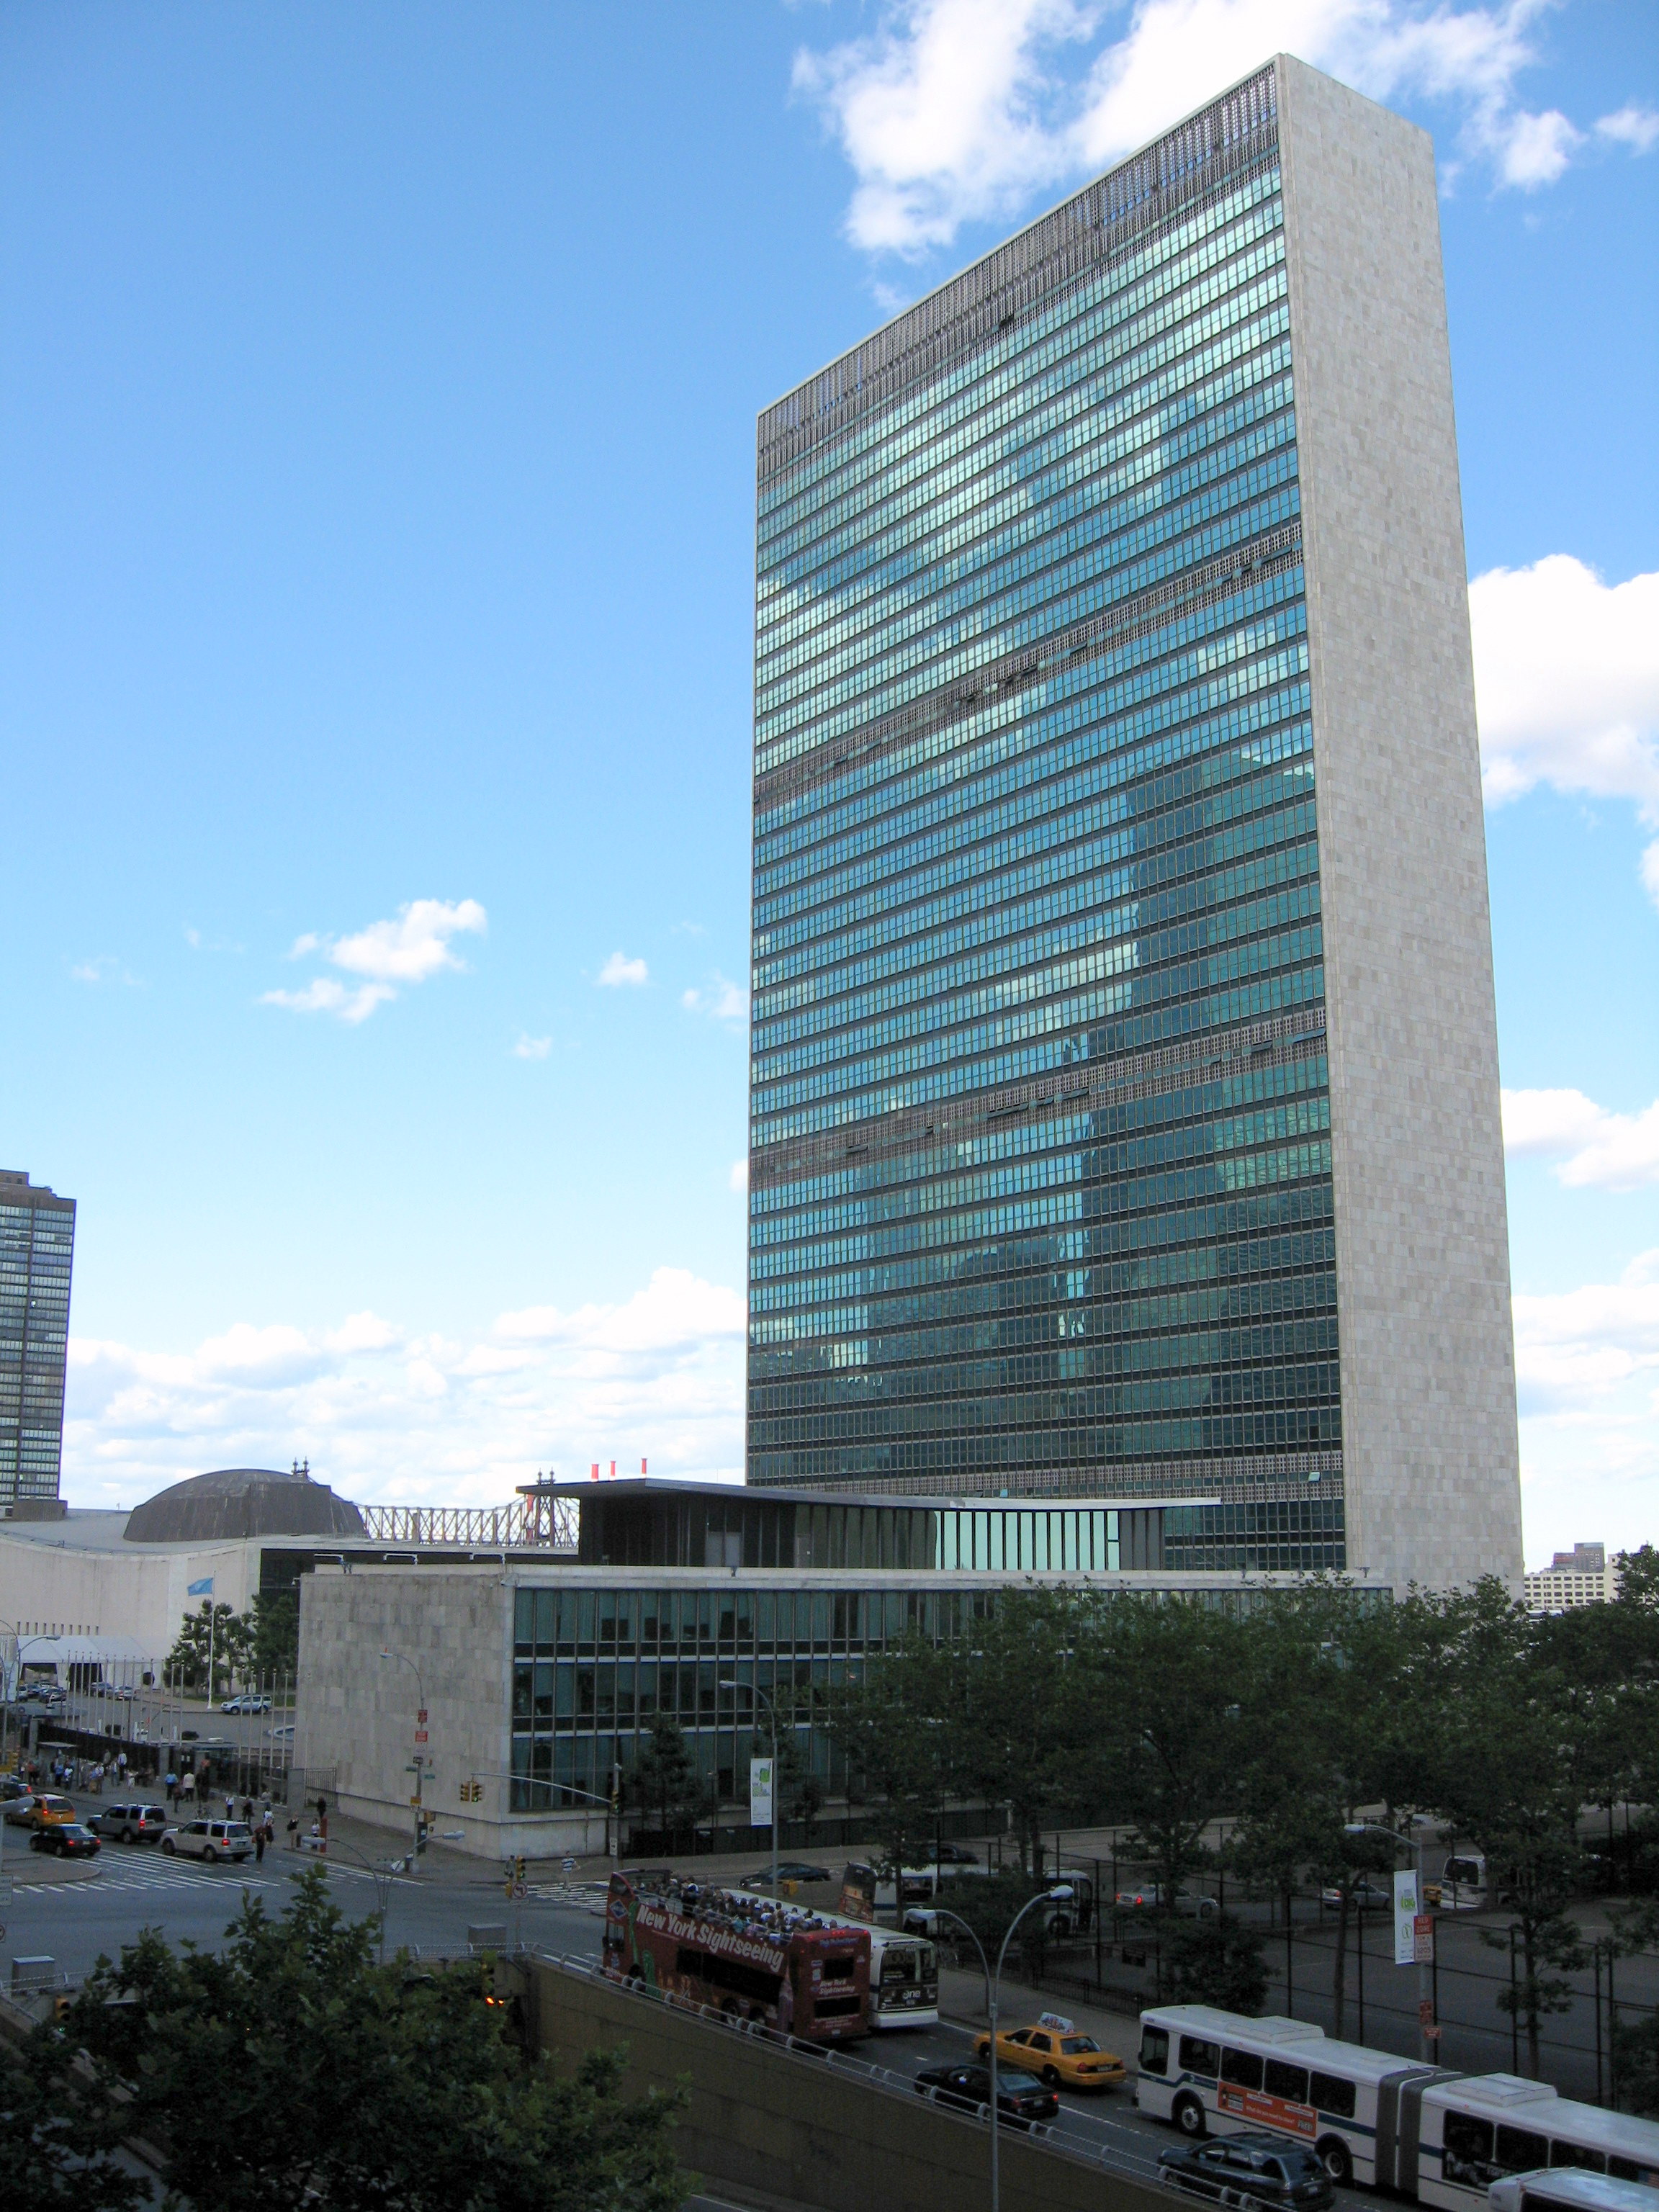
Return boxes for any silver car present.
[161,1817,253,1864]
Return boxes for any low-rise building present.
[1524,1542,1619,1612]
[295,1478,1391,1859]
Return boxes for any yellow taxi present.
[972,2013,1128,2092]
[5,1792,78,1832]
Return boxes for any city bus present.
[602,1871,871,2044]
[1418,2075,1659,2208]
[1136,2007,1659,2199]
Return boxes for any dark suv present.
[89,1803,169,1845]
[1159,2132,1335,2209]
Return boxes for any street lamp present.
[930,1887,1073,2212]
[719,1678,780,1900]
[320,1836,400,1963]
[378,1647,427,1875]
[1345,1819,1432,2060]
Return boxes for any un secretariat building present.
[745,54,1523,1596]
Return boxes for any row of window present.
[757,269,1294,746]
[750,1404,1337,1480]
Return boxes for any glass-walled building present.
[745,55,1523,1594]
[0,1172,76,1510]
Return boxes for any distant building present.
[1525,1543,1619,1612]
[744,55,1522,1595]
[0,1172,76,1512]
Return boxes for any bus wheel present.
[1174,2095,1206,2139]
[1318,2138,1352,2185]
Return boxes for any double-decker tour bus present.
[1136,2006,1659,2199]
[602,1871,871,2044]
[739,1889,937,2030]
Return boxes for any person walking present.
[166,1770,177,1809]
[254,1819,266,1865]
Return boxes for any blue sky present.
[3,1,1655,1563]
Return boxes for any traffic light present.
[515,1854,526,1882]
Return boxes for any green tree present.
[0,2030,145,2210]
[165,1599,251,1699]
[1437,1579,1591,2077]
[827,1632,952,1875]
[1160,1913,1270,2013]
[251,1588,300,1681]
[62,1866,688,2211]
[630,1713,706,1841]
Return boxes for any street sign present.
[414,1730,428,1745]
[1413,1912,1434,1964]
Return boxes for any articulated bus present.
[1136,2006,1659,2202]
[602,1871,870,2044]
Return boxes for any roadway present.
[0,1840,1375,2212]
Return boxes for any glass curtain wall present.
[747,68,1341,1527]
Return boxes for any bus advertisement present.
[1136,2005,1659,2201]
[602,1871,871,2044]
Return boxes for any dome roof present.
[123,1466,366,1545]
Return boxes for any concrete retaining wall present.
[526,1957,1166,2212]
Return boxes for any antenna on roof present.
[292,1459,310,1479]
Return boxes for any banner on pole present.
[749,1756,774,1827]
[1394,1869,1422,1966]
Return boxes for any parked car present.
[266,1723,295,1742]
[161,1818,253,1864]
[90,1681,135,1701]
[935,1843,981,1865]
[1117,1883,1219,1918]
[5,1792,78,1831]
[0,1775,32,1801]
[30,1822,101,1861]
[972,2018,1128,2091]
[913,2062,1058,2131]
[1159,2131,1334,2209]
[89,1803,169,1845]
[221,1694,273,1714]
[1318,1876,1393,1912]
[739,1862,832,1888]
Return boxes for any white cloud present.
[729,1157,750,1193]
[261,977,397,1025]
[263,898,486,1023]
[1503,1087,1659,1193]
[1470,557,1659,907]
[597,950,649,988]
[63,1267,747,1513]
[70,956,140,987]
[793,0,1622,258]
[512,1033,552,1060]
[683,973,752,1025]
[1596,104,1659,154]
[1512,1251,1659,1564]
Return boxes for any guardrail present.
[529,1948,1167,2190]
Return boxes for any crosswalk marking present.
[13,1856,408,1899]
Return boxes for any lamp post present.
[719,1677,779,1899]
[322,1836,399,1963]
[379,1647,426,1876]
[931,1887,1072,2212]
[1346,1819,1431,2061]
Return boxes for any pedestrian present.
[287,1814,299,1849]
[224,1792,234,1822]
[117,1750,127,1780]
[255,1820,266,1864]
[166,1771,177,1809]
[180,1769,195,1804]
[242,1796,253,1825]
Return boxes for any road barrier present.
[521,1947,1169,2212]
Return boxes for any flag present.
[187,1576,214,1596]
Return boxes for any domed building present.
[123,1465,365,1546]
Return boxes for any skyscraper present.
[745,55,1522,1593]
[0,1172,76,1511]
